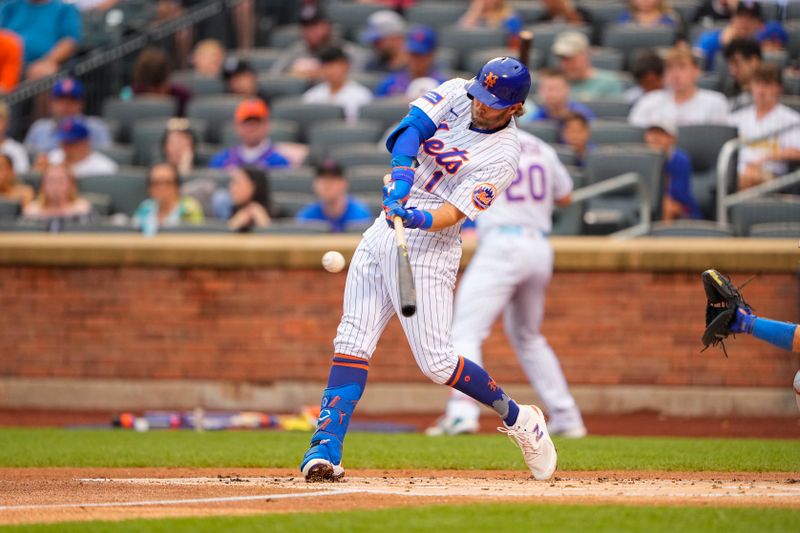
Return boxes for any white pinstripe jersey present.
[369,78,522,247]
[476,130,573,236]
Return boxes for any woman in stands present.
[617,0,678,27]
[459,0,523,47]
[22,164,92,228]
[161,118,197,177]
[226,166,272,232]
[0,154,33,208]
[133,162,204,234]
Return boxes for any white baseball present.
[322,251,346,273]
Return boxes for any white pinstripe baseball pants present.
[334,222,462,385]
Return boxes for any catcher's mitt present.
[701,269,752,356]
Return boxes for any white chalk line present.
[0,489,362,512]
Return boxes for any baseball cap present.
[234,99,269,123]
[222,56,255,80]
[52,78,84,99]
[645,117,677,137]
[299,3,327,25]
[552,31,589,58]
[57,118,90,143]
[316,158,344,178]
[407,25,437,55]
[756,21,789,45]
[361,10,406,44]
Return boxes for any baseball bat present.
[518,30,533,66]
[384,174,417,317]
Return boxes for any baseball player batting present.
[300,57,558,482]
[426,129,586,438]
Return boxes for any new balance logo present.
[532,424,544,443]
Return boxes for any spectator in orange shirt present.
[0,30,22,94]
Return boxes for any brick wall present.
[2,266,798,387]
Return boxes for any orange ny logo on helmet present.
[484,72,498,89]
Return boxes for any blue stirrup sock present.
[751,317,797,351]
[309,354,369,449]
[446,356,520,426]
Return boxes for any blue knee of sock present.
[752,318,796,351]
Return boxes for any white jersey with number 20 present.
[476,130,573,235]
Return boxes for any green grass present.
[1,429,799,472]
[2,504,799,532]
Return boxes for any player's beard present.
[470,100,512,130]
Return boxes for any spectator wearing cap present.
[226,166,273,232]
[617,0,677,27]
[525,67,595,125]
[756,21,788,54]
[22,163,93,229]
[0,0,81,80]
[625,49,665,104]
[303,46,373,123]
[374,26,446,98]
[0,101,29,173]
[362,10,408,73]
[729,64,800,190]
[24,78,112,155]
[43,118,118,178]
[723,37,762,112]
[0,30,23,94]
[643,118,701,221]
[629,45,728,129]
[269,3,368,78]
[694,1,764,71]
[192,39,225,78]
[552,32,625,99]
[210,99,290,170]
[133,163,204,234]
[460,0,523,47]
[130,47,193,117]
[296,160,373,233]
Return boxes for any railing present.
[715,121,800,226]
[570,171,652,239]
[3,0,244,124]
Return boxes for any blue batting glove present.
[730,306,756,334]
[382,166,414,207]
[384,200,432,229]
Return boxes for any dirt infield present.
[1,468,799,525]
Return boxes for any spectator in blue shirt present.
[210,98,290,170]
[0,0,82,80]
[24,78,112,156]
[374,26,446,98]
[560,112,595,169]
[644,119,701,220]
[694,2,763,71]
[525,68,595,125]
[297,159,373,233]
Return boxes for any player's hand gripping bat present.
[383,174,417,317]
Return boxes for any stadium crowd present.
[0,0,799,235]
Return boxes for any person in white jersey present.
[299,57,559,483]
[427,129,586,438]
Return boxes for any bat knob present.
[401,304,416,318]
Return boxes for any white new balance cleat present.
[498,405,557,481]
[425,416,480,436]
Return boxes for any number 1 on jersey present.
[424,170,444,192]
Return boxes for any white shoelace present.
[497,426,541,461]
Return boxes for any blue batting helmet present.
[465,57,531,109]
